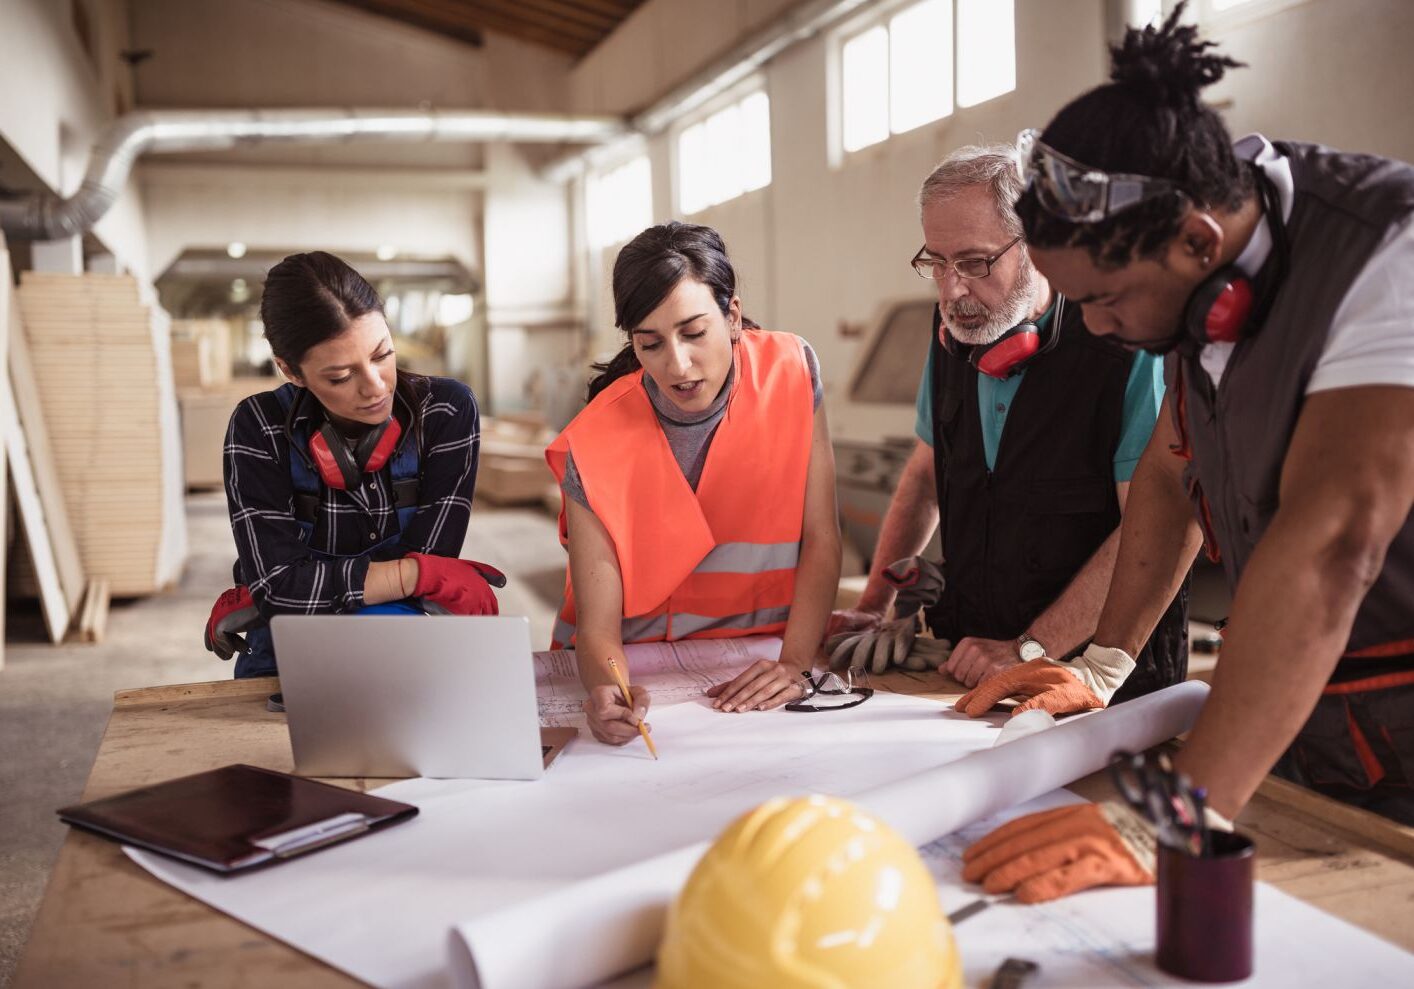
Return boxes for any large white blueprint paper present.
[535,636,783,726]
[127,690,1007,989]
[449,681,1211,989]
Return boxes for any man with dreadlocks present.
[960,3,1414,903]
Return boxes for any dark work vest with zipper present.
[1177,142,1414,678]
[924,301,1189,701]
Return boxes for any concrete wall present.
[1204,0,1414,163]
[131,0,569,114]
[0,0,150,279]
[481,143,577,414]
[568,0,811,115]
[570,0,1414,441]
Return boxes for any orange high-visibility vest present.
[545,330,814,650]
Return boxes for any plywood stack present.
[178,377,281,489]
[16,273,187,597]
[170,335,211,389]
[4,260,87,642]
[171,318,234,388]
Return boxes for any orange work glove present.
[954,644,1136,718]
[962,802,1156,903]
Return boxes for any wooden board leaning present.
[1,237,85,643]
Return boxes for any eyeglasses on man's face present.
[910,235,1022,281]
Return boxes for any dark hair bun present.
[1110,1,1245,107]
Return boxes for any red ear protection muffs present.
[309,417,402,490]
[938,295,1065,380]
[1177,164,1288,350]
[1183,267,1254,345]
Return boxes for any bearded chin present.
[944,314,1007,346]
[945,277,1038,346]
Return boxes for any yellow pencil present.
[607,658,658,760]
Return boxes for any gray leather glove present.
[825,617,954,675]
[883,556,946,619]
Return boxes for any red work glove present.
[204,586,262,660]
[962,803,1156,903]
[407,552,506,616]
[954,644,1137,718]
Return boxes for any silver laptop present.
[271,615,546,780]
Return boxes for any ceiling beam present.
[325,0,647,57]
[461,0,604,44]
[328,0,485,47]
[564,0,643,15]
[483,0,618,34]
[363,0,594,54]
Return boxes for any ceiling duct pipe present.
[542,0,873,183]
[0,108,629,241]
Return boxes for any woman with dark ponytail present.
[546,221,841,746]
[205,251,503,678]
[962,1,1414,900]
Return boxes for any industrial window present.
[586,156,653,250]
[956,0,1015,108]
[1128,0,1164,25]
[677,91,772,215]
[838,0,1015,155]
[1199,0,1301,30]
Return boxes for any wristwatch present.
[1016,632,1047,662]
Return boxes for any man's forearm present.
[1027,528,1122,657]
[1093,454,1204,657]
[1174,512,1374,818]
[857,443,940,614]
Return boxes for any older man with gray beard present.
[830,145,1188,707]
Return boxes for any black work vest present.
[925,301,1189,700]
[1178,141,1414,677]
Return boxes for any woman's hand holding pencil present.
[582,662,655,752]
[607,659,657,759]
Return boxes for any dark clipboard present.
[57,763,418,874]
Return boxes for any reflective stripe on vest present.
[545,330,813,650]
[551,573,796,649]
[672,606,792,638]
[694,541,800,574]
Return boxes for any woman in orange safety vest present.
[546,221,841,745]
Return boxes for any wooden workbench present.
[14,674,1414,987]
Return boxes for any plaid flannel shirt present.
[223,376,479,618]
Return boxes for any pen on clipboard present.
[608,658,658,760]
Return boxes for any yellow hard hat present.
[656,795,962,989]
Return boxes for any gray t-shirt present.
[561,337,823,510]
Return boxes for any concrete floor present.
[0,492,565,986]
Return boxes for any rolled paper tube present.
[991,707,1057,746]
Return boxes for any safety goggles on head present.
[1016,128,1180,224]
